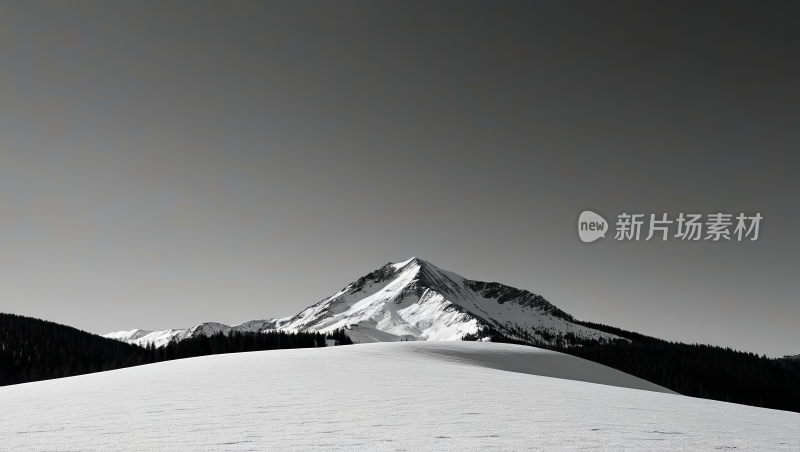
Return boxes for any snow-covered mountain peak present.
[106,257,623,347]
[277,257,615,344]
[105,329,154,342]
[389,256,419,270]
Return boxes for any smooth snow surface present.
[3,342,798,451]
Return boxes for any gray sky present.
[1,1,797,356]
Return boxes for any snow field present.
[2,341,798,451]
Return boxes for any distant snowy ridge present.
[105,319,289,349]
[105,257,623,347]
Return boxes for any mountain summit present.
[106,257,621,346]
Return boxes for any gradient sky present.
[1,2,797,357]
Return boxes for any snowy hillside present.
[2,342,796,451]
[105,257,622,346]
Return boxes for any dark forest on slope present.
[462,324,800,413]
[0,313,351,387]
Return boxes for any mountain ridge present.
[105,257,622,347]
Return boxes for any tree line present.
[462,324,800,413]
[0,313,351,387]
[144,326,353,362]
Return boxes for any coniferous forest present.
[0,313,352,387]
[462,324,800,413]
